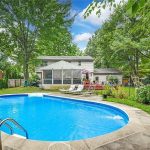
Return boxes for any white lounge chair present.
[71,85,84,95]
[59,85,76,93]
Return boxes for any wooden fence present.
[8,79,24,88]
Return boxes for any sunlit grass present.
[106,97,150,114]
[0,87,45,94]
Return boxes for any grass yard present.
[106,97,150,114]
[0,86,149,114]
[98,86,150,114]
[0,87,45,95]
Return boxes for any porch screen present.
[63,70,71,84]
[73,70,81,84]
[43,70,52,84]
[53,70,62,84]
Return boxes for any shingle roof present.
[38,56,93,61]
[94,68,122,75]
[39,60,82,70]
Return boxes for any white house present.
[36,56,122,88]
[94,68,123,84]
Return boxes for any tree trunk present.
[23,63,29,81]
[135,50,139,76]
[23,55,29,81]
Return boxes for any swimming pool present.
[0,94,129,141]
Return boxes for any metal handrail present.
[0,118,28,139]
[0,119,13,135]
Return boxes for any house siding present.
[36,56,123,87]
[94,74,123,84]
[45,61,94,72]
[70,61,94,72]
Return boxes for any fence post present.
[15,79,16,87]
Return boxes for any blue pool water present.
[0,94,128,141]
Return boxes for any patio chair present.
[59,85,76,93]
[71,85,84,95]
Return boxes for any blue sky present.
[71,0,97,51]
[70,0,118,51]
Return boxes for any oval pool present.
[0,94,129,141]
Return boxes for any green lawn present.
[98,86,150,114]
[0,86,149,114]
[0,87,45,94]
[106,97,150,114]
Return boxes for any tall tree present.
[85,2,150,77]
[0,0,73,81]
[37,28,80,56]
[85,0,148,18]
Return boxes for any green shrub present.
[111,86,128,99]
[142,75,150,85]
[103,85,113,96]
[0,79,8,89]
[106,75,119,85]
[29,74,40,83]
[136,85,150,104]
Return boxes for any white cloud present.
[80,7,112,26]
[72,0,126,51]
[73,32,92,43]
[75,0,124,26]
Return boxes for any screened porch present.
[43,69,81,84]
[39,61,82,85]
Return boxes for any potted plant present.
[102,92,108,99]
[102,85,112,99]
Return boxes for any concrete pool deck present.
[1,93,150,150]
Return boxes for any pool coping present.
[1,93,150,150]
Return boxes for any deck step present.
[13,134,26,139]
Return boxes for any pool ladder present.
[0,118,28,139]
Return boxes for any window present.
[78,61,81,66]
[43,70,52,84]
[36,72,42,84]
[63,70,72,84]
[73,70,81,84]
[53,70,62,84]
[95,77,99,81]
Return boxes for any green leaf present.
[132,1,139,14]
[113,4,116,8]
[139,0,146,7]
